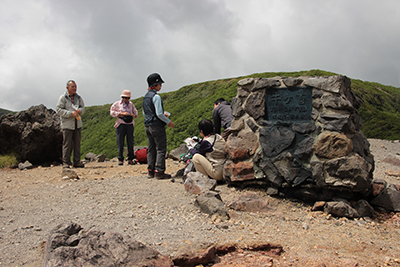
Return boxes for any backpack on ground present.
[135,148,148,164]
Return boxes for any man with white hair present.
[56,80,85,168]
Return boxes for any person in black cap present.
[142,73,174,179]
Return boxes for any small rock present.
[18,161,34,170]
[61,169,79,180]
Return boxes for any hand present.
[71,110,79,118]
[168,121,174,128]
[119,112,129,117]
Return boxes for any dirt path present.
[1,139,400,266]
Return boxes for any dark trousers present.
[62,128,82,165]
[145,125,166,172]
[116,123,134,161]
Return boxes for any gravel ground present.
[1,139,400,266]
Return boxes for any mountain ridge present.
[2,69,400,159]
[77,69,400,159]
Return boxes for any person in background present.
[110,90,138,165]
[212,98,234,140]
[142,73,174,179]
[190,119,226,181]
[56,80,85,168]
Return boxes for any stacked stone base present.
[224,75,378,207]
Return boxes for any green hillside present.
[81,70,400,159]
[0,108,14,116]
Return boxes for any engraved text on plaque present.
[265,87,312,121]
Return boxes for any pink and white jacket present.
[110,100,138,128]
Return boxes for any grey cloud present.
[1,0,400,111]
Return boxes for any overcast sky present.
[1,0,399,112]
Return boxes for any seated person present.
[213,98,234,140]
[190,119,226,181]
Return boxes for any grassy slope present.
[80,70,400,159]
[0,108,15,116]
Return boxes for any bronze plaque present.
[265,87,312,121]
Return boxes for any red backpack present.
[135,148,148,164]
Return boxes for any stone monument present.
[224,75,374,202]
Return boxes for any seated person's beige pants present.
[192,153,224,181]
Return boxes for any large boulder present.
[43,222,174,267]
[0,104,62,164]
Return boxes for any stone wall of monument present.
[224,75,375,202]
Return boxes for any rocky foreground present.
[0,139,400,266]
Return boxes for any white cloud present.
[1,0,400,111]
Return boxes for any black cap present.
[147,73,165,87]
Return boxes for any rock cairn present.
[224,75,375,203]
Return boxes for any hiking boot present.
[147,170,155,178]
[73,162,85,168]
[118,161,123,166]
[154,171,172,180]
[128,160,136,165]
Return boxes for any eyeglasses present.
[122,97,130,99]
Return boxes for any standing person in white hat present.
[110,90,138,165]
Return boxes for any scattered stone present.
[266,187,279,196]
[97,154,106,162]
[61,169,79,180]
[372,179,387,196]
[228,191,273,213]
[382,154,400,166]
[169,143,188,161]
[85,153,107,162]
[184,172,217,195]
[324,201,359,218]
[85,152,97,162]
[18,160,33,170]
[195,195,229,220]
[370,184,400,212]
[43,222,174,267]
[203,190,223,201]
[312,201,326,211]
[172,242,216,267]
[354,199,375,218]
